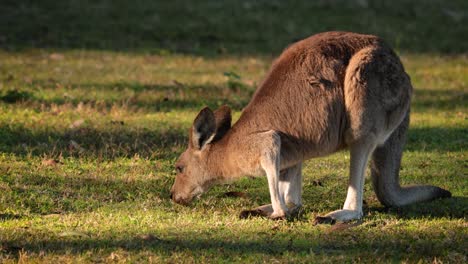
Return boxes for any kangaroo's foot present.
[314,139,376,225]
[239,204,274,219]
[314,209,363,225]
[239,203,302,220]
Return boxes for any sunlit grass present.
[1,48,466,262]
[1,0,467,262]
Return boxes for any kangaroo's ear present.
[190,107,216,150]
[213,105,232,141]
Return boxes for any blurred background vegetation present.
[1,0,467,54]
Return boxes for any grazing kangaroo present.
[170,31,451,222]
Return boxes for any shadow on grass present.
[407,127,467,152]
[0,123,187,159]
[412,88,467,111]
[1,1,467,55]
[1,172,173,215]
[0,123,465,162]
[2,82,253,112]
[369,196,468,220]
[0,213,23,221]
[2,224,465,261]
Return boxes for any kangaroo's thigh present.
[344,46,412,145]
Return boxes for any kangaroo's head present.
[170,106,232,205]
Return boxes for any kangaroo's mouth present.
[171,185,205,205]
[172,196,192,205]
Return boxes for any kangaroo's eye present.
[176,165,184,174]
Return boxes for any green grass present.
[1,0,467,263]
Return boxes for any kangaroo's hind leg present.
[316,45,405,224]
[371,112,451,207]
[316,138,377,223]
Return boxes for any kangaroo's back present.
[231,32,397,160]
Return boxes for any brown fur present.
[205,32,406,172]
[170,31,451,221]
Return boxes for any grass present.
[0,0,467,263]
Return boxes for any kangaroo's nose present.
[169,192,173,200]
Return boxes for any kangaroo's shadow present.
[368,196,467,220]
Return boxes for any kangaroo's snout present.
[170,184,192,205]
[171,195,191,206]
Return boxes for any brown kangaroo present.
[170,31,451,222]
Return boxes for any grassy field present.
[1,0,467,263]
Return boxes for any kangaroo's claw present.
[313,216,336,225]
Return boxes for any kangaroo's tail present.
[370,110,451,207]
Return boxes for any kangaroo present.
[170,31,451,222]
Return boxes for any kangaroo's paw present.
[314,209,362,225]
[269,211,287,221]
[239,204,291,220]
[239,204,273,219]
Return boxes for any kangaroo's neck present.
[207,127,259,180]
